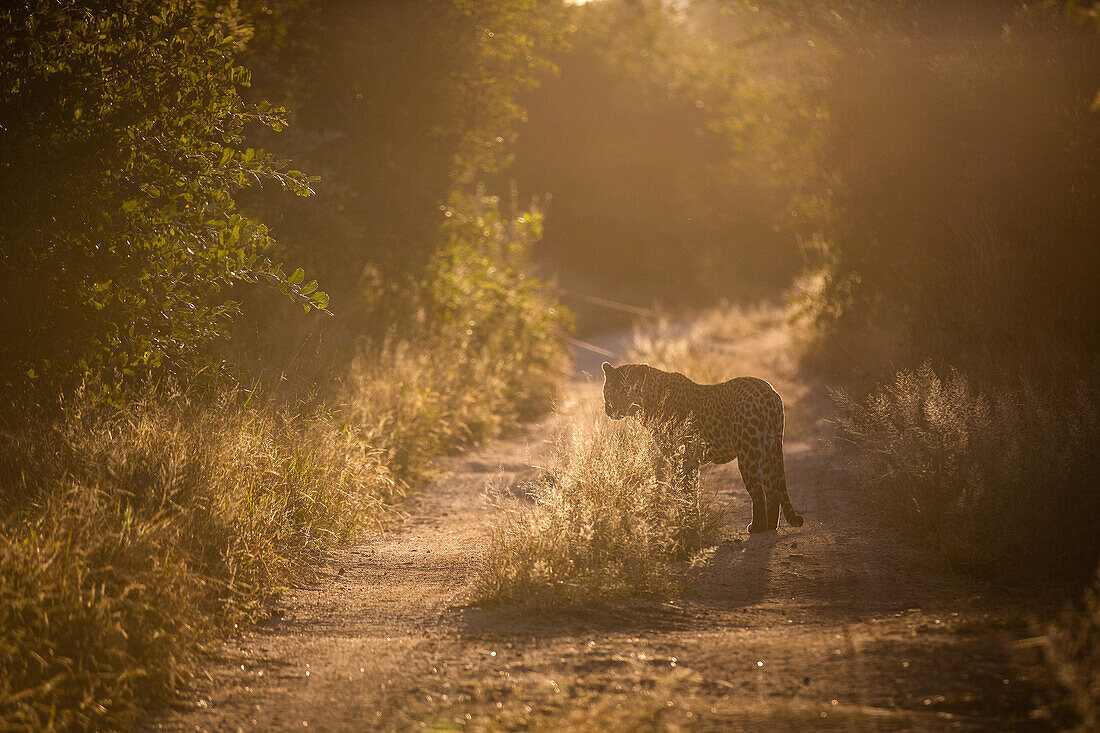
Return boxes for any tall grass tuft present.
[474,407,725,611]
[831,363,1100,580]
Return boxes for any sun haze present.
[1,1,1097,730]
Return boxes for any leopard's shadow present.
[455,531,781,639]
[688,529,781,609]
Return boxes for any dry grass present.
[0,333,562,731]
[1043,565,1100,732]
[0,391,389,731]
[344,336,517,486]
[473,404,725,611]
[631,302,786,384]
[831,363,1100,580]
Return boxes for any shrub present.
[474,406,724,611]
[831,363,1100,580]
[0,2,324,400]
[429,190,570,420]
[1043,565,1100,732]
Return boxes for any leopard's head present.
[601,362,645,420]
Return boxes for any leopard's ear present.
[601,361,614,376]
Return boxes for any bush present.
[474,406,724,611]
[0,2,323,400]
[831,363,1100,580]
[231,0,569,314]
[1043,565,1100,732]
[429,190,570,420]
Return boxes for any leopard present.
[601,361,804,533]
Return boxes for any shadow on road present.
[454,529,782,642]
[456,597,699,640]
[690,531,780,609]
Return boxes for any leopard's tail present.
[778,462,804,528]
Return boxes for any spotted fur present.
[602,361,804,533]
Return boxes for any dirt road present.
[149,314,1066,731]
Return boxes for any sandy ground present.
[146,314,1069,732]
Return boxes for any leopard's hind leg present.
[762,450,784,530]
[739,453,771,533]
[768,438,804,528]
[746,443,795,532]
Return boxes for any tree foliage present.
[200,0,574,389]
[796,1,1100,378]
[0,1,326,402]
[224,1,568,300]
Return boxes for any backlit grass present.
[0,332,562,731]
[474,404,724,611]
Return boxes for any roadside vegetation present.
[0,330,563,730]
[784,5,1100,722]
[0,390,390,730]
[1041,566,1100,732]
[831,366,1099,578]
[475,405,724,611]
[795,4,1100,583]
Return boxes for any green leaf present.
[288,267,305,285]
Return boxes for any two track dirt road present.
[150,312,1066,731]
